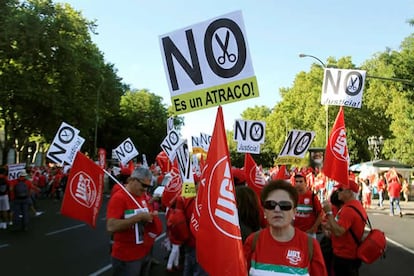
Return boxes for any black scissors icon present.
[215,30,236,65]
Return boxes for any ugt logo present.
[329,127,349,162]
[207,156,241,239]
[69,171,97,208]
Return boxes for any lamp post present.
[298,53,329,145]
[94,76,104,159]
[367,136,384,160]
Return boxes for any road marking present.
[45,224,86,236]
[89,232,167,275]
[89,264,112,276]
[155,232,166,242]
[0,243,10,249]
[387,237,414,255]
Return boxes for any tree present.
[100,89,172,165]
[0,0,124,163]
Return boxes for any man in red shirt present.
[322,179,367,276]
[293,173,323,238]
[10,170,34,231]
[376,175,386,208]
[387,177,403,217]
[106,167,162,275]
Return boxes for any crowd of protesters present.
[0,164,70,231]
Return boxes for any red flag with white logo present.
[160,159,182,208]
[244,153,266,196]
[323,106,349,185]
[61,152,104,228]
[196,106,247,276]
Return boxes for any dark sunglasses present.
[263,200,293,211]
[137,179,151,189]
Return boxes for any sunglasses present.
[263,200,293,211]
[137,179,151,189]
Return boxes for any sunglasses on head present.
[263,200,293,211]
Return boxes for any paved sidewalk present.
[367,198,414,216]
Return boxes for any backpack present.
[14,180,29,199]
[0,178,7,193]
[348,205,387,264]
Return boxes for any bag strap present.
[347,205,372,245]
[307,235,314,261]
[251,229,261,253]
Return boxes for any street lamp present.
[367,136,384,160]
[298,53,329,145]
[94,76,104,159]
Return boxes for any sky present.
[59,0,413,142]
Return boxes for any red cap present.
[335,179,359,193]
[120,168,131,176]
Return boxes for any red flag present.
[273,165,290,180]
[323,106,349,185]
[156,151,171,173]
[244,153,266,196]
[160,159,182,208]
[61,152,104,228]
[196,106,247,276]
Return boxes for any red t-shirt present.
[377,179,385,192]
[294,190,322,233]
[106,190,158,261]
[331,200,367,259]
[387,180,402,198]
[244,227,327,276]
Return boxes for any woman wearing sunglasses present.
[243,180,328,276]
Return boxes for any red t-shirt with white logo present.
[294,190,322,233]
[106,190,155,261]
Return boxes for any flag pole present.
[103,169,143,209]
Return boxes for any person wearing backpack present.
[244,180,327,276]
[10,170,33,231]
[322,179,367,276]
[0,167,11,229]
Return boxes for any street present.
[0,197,413,276]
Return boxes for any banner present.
[323,106,349,185]
[196,106,247,276]
[60,152,104,228]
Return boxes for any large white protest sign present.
[191,132,211,154]
[233,119,265,154]
[275,130,315,164]
[47,122,85,165]
[175,139,196,198]
[114,138,139,166]
[160,129,183,162]
[321,68,366,108]
[160,10,259,114]
[7,163,26,180]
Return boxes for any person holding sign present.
[106,167,162,275]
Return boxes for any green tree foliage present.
[0,0,124,162]
[100,89,170,164]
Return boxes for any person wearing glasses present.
[106,166,162,276]
[243,180,327,276]
[322,180,366,276]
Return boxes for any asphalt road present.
[0,197,413,276]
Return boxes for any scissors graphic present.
[215,30,237,65]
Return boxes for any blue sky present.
[60,0,413,141]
